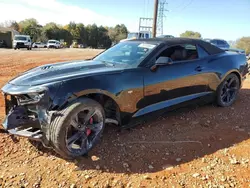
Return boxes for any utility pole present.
[152,0,158,38]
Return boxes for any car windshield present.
[127,33,138,39]
[14,36,27,41]
[48,41,56,43]
[93,41,157,66]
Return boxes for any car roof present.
[129,37,224,55]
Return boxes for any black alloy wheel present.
[217,73,240,107]
[50,98,105,159]
[65,107,104,155]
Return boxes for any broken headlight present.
[15,86,48,105]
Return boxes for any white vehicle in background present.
[47,40,61,49]
[120,31,152,42]
[13,35,32,50]
[32,42,47,48]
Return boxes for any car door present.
[135,43,210,116]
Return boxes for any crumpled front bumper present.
[1,83,54,145]
[2,105,42,141]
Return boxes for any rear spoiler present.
[224,49,245,54]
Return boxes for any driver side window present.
[157,44,199,62]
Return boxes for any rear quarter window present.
[197,45,209,58]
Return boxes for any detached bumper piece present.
[8,127,42,141]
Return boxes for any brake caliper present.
[86,117,93,136]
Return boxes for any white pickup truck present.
[13,35,32,50]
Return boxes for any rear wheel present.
[50,98,105,159]
[216,73,240,107]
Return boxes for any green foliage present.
[236,37,250,54]
[5,18,128,48]
[98,26,112,48]
[41,22,72,45]
[180,30,202,39]
[107,24,128,43]
[19,19,42,42]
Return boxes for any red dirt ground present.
[0,49,249,188]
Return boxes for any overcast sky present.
[0,0,250,40]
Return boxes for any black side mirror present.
[150,57,173,71]
[155,56,173,66]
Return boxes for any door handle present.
[195,66,203,72]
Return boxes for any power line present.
[179,0,194,11]
[171,0,194,13]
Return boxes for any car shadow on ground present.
[29,88,250,174]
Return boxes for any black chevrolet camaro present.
[1,38,249,158]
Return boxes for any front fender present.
[52,72,144,114]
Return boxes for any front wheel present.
[216,73,240,107]
[50,98,105,159]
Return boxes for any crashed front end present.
[1,83,58,147]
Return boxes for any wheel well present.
[83,93,121,124]
[230,71,242,86]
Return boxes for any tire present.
[216,73,240,107]
[50,98,105,159]
[14,48,16,50]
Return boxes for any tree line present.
[1,19,249,54]
[1,19,128,48]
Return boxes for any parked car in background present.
[1,38,248,159]
[78,44,86,48]
[47,40,60,49]
[32,42,47,48]
[13,35,32,50]
[157,35,175,38]
[204,38,230,49]
[0,40,7,48]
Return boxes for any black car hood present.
[9,60,123,86]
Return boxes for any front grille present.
[17,42,25,46]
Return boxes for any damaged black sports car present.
[1,38,249,158]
